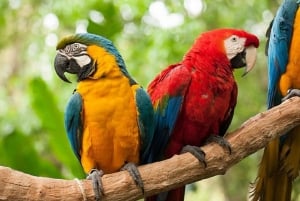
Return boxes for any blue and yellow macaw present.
[54,33,154,200]
[252,1,300,200]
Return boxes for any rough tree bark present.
[1,97,300,201]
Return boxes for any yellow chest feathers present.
[76,46,140,173]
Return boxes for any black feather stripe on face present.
[77,60,96,81]
[230,50,246,69]
[67,59,82,73]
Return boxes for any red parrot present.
[146,28,259,201]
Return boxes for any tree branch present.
[1,97,300,201]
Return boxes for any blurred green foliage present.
[0,0,295,200]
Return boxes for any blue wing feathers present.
[267,0,299,108]
[267,0,300,146]
[147,64,191,162]
[165,97,183,137]
[135,87,155,164]
[64,91,83,161]
[151,96,184,161]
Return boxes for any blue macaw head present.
[54,33,134,83]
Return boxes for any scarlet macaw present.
[251,1,300,201]
[54,33,154,200]
[146,29,259,201]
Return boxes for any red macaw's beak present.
[230,45,258,77]
[242,32,259,76]
[54,53,80,83]
[243,45,257,76]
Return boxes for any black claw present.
[282,89,300,102]
[87,169,104,201]
[181,145,207,167]
[205,135,232,154]
[121,162,144,193]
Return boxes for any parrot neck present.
[89,61,136,85]
[86,45,135,84]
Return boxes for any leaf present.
[87,2,123,39]
[28,77,84,178]
[0,130,62,177]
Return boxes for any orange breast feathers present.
[280,8,300,96]
[76,59,141,174]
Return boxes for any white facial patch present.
[224,35,246,60]
[74,54,91,67]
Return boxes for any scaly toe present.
[87,169,104,201]
[181,145,207,167]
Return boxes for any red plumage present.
[146,29,259,201]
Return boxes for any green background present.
[0,0,297,200]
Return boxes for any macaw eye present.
[231,36,238,42]
[63,43,86,56]
[71,43,80,51]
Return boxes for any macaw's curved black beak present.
[54,53,81,83]
[230,45,257,77]
[54,54,71,83]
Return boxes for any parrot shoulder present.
[148,63,191,100]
